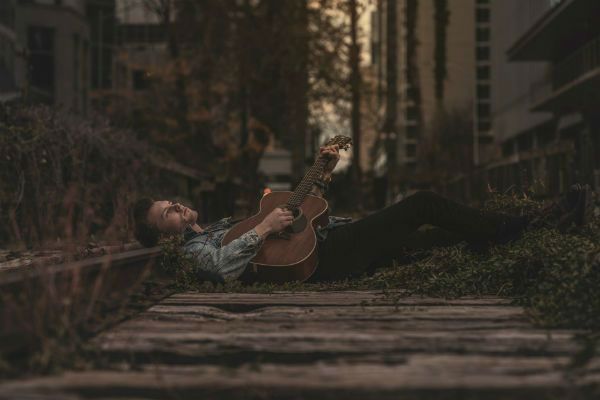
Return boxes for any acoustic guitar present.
[221,135,352,283]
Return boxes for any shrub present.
[0,103,158,248]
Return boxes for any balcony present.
[553,35,600,89]
[532,35,600,111]
[507,0,600,62]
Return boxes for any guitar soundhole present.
[267,205,307,240]
[289,209,307,233]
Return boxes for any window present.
[476,46,490,61]
[132,69,149,90]
[406,125,419,139]
[406,144,417,158]
[0,38,7,69]
[477,84,490,99]
[518,133,533,151]
[476,8,490,23]
[73,34,80,93]
[477,103,491,119]
[502,141,514,157]
[478,121,491,131]
[82,39,88,114]
[28,26,55,96]
[476,0,489,4]
[0,1,15,29]
[406,106,419,121]
[0,36,15,76]
[476,65,490,80]
[476,27,490,42]
[406,86,419,99]
[119,24,166,44]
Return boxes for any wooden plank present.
[1,291,597,399]
[1,357,598,399]
[89,303,578,365]
[117,305,534,330]
[162,291,514,309]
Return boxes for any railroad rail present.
[0,246,164,358]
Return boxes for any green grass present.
[162,190,600,329]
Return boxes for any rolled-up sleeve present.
[183,228,264,282]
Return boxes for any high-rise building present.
[494,0,600,193]
[371,0,489,187]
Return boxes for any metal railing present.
[553,35,600,90]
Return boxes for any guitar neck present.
[286,157,328,209]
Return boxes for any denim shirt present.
[182,215,352,283]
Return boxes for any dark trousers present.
[310,190,527,281]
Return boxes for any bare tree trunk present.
[349,0,362,183]
[288,0,309,183]
[383,0,398,181]
[237,0,251,148]
[163,3,189,133]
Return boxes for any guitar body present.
[221,191,329,283]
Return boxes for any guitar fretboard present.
[286,157,328,209]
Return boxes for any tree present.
[348,0,362,181]
[101,0,354,202]
[418,107,474,186]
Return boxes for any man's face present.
[147,200,198,234]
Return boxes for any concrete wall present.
[371,0,480,176]
[490,0,554,143]
[409,0,475,123]
[395,0,475,165]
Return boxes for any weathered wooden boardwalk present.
[1,291,599,399]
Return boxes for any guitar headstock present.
[323,135,353,151]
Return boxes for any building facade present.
[371,0,490,189]
[489,0,599,194]
[11,0,91,113]
[372,0,597,200]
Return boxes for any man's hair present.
[133,197,160,247]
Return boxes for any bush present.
[0,103,158,248]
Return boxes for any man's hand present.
[255,207,293,238]
[320,144,340,178]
